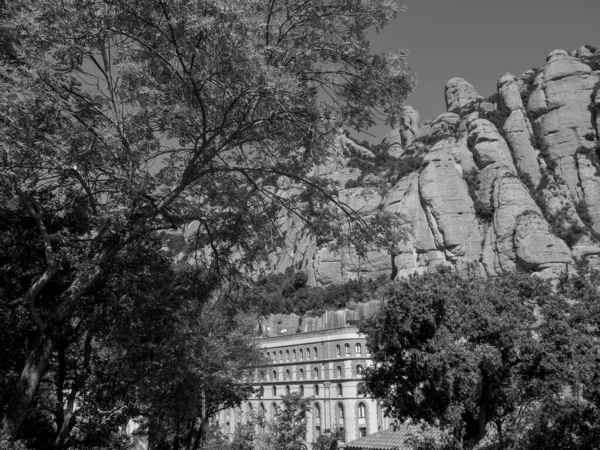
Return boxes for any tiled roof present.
[345,425,442,450]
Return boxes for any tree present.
[359,269,598,450]
[1,217,265,449]
[223,392,311,450]
[0,0,414,438]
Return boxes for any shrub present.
[484,109,509,131]
[464,169,494,222]
[575,200,593,228]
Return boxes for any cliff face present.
[180,47,600,285]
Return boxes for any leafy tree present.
[0,0,414,438]
[226,393,311,450]
[359,269,599,450]
[0,212,264,449]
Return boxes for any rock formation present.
[173,47,600,285]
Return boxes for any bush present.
[464,169,494,222]
[575,200,593,227]
[484,109,509,131]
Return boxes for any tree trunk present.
[1,234,133,438]
[1,332,55,438]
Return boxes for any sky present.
[363,0,600,141]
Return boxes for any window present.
[314,384,319,396]
[336,345,341,357]
[314,347,318,359]
[338,404,345,421]
[359,427,367,437]
[259,403,266,417]
[279,351,283,362]
[226,410,230,419]
[299,349,304,360]
[358,403,366,418]
[267,351,270,359]
[299,385,304,396]
[286,369,291,380]
[248,404,253,414]
[356,364,363,374]
[293,349,297,361]
[299,368,304,380]
[307,348,311,359]
[286,350,290,361]
[260,371,265,380]
[271,404,277,418]
[345,343,350,355]
[337,384,343,396]
[313,367,319,379]
[315,426,321,435]
[272,386,277,397]
[272,370,277,381]
[337,366,343,378]
[355,343,362,355]
[285,385,290,395]
[315,403,321,419]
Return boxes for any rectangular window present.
[359,428,367,437]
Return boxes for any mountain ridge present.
[174,45,600,286]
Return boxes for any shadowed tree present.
[0,0,414,438]
[360,269,600,450]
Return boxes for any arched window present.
[315,403,321,419]
[299,385,304,396]
[307,348,311,359]
[336,345,341,357]
[279,351,283,362]
[271,404,277,418]
[286,369,291,380]
[286,350,290,361]
[337,383,343,396]
[293,349,297,361]
[260,371,265,380]
[259,403,266,417]
[267,351,270,359]
[337,366,343,378]
[272,386,277,397]
[356,365,364,375]
[345,343,350,355]
[355,343,362,355]
[313,367,319,379]
[338,403,345,421]
[358,402,366,418]
[248,403,253,414]
[285,385,290,395]
[314,347,318,359]
[314,385,319,396]
[299,368,305,380]
[299,349,304,360]
[272,370,277,381]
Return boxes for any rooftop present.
[345,425,443,450]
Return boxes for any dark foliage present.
[464,169,494,222]
[247,269,384,317]
[343,139,424,188]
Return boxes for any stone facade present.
[217,326,390,444]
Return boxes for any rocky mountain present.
[178,46,600,286]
